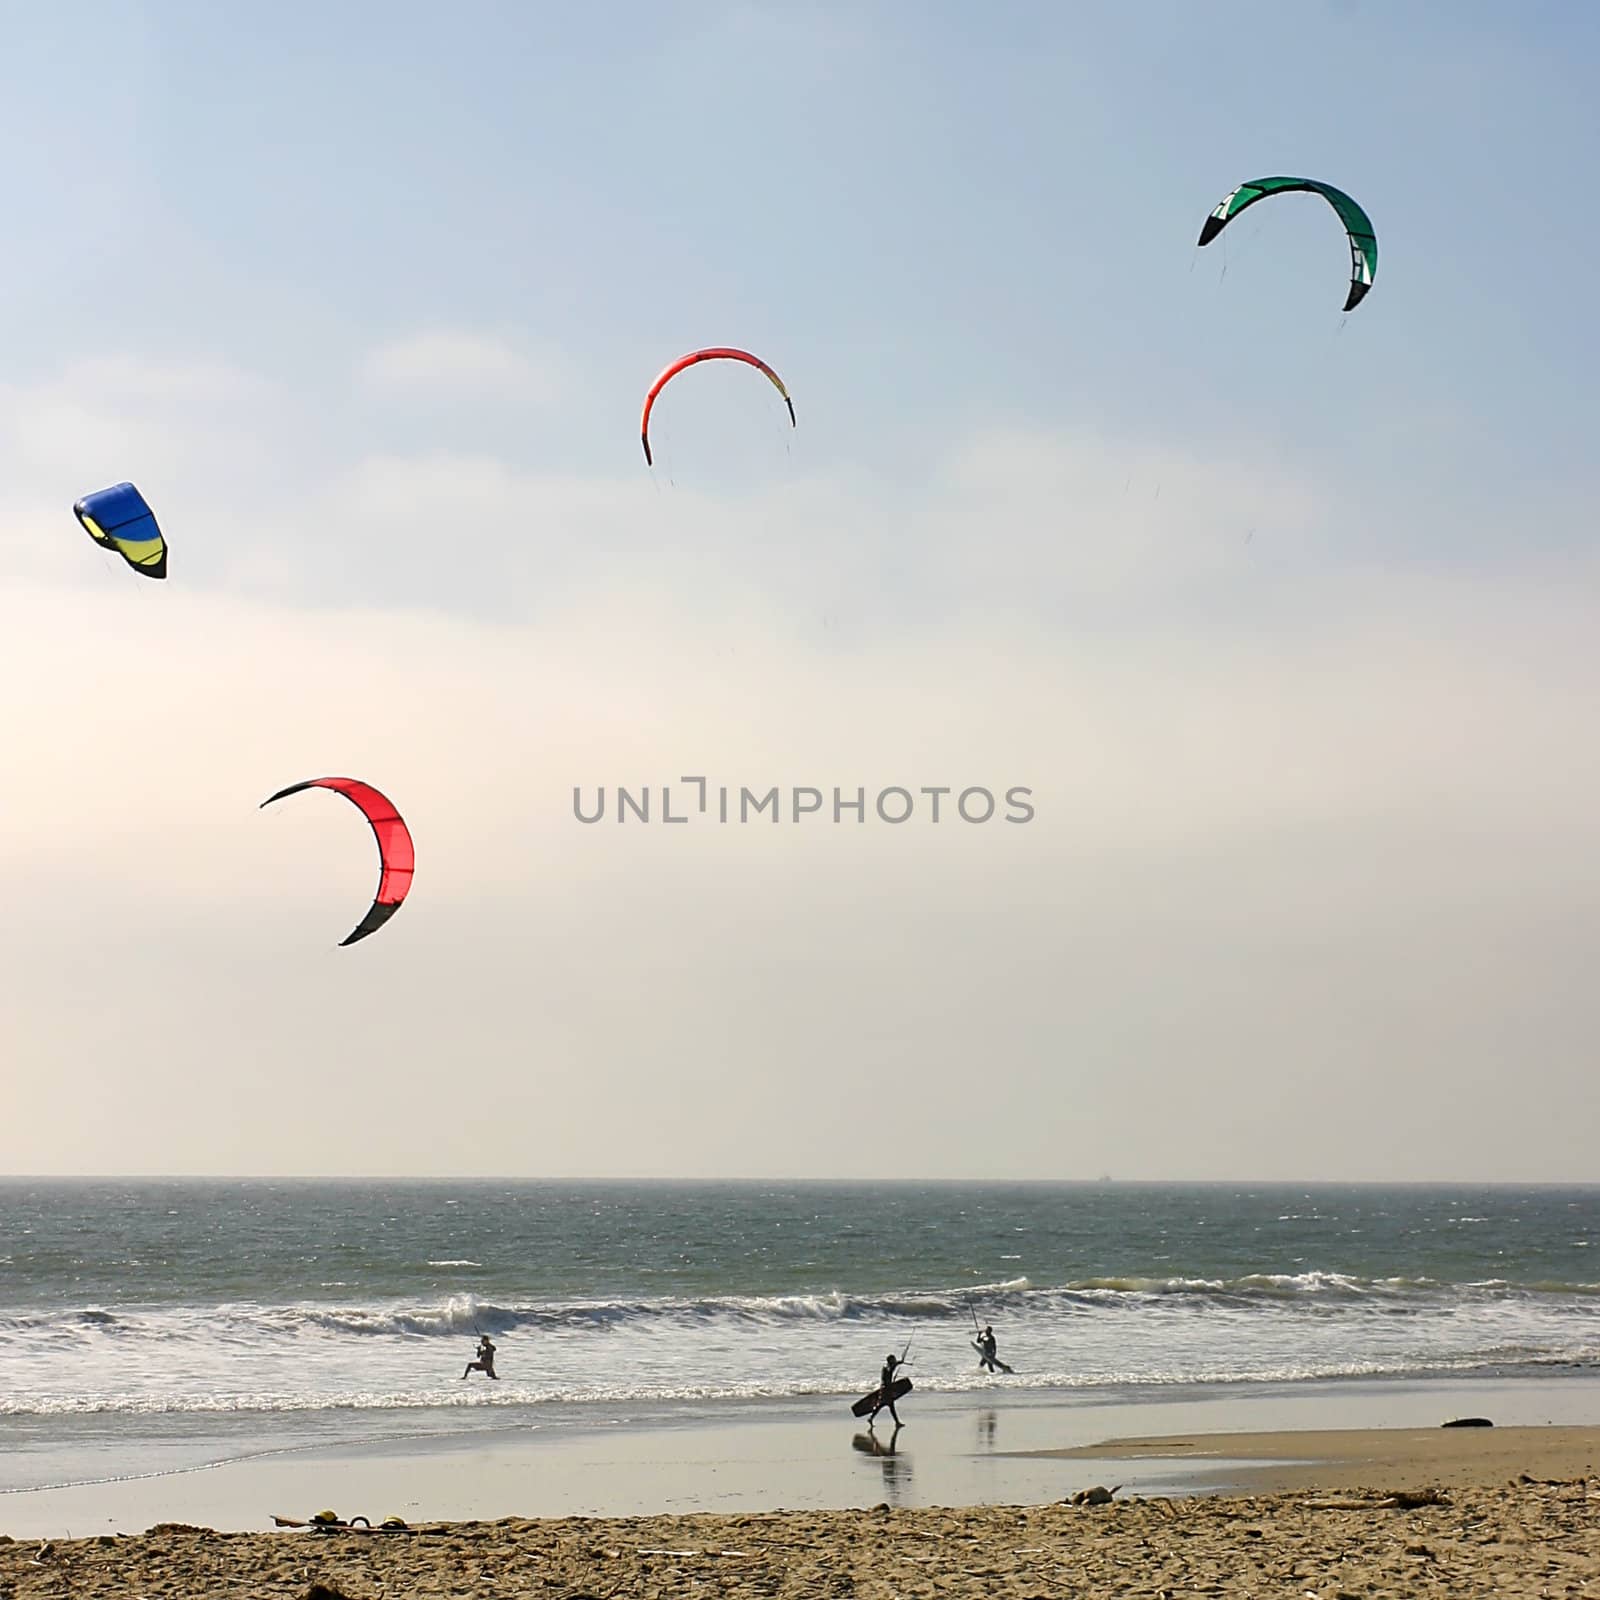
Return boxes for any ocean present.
[2,1180,1597,1496]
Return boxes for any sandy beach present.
[4,1480,1596,1598]
[1051,1422,1600,1492]
[4,1425,1597,1598]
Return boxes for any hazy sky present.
[2,1,1597,1181]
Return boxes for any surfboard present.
[850,1376,913,1418]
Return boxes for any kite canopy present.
[1197,176,1377,311]
[640,347,795,465]
[260,777,415,947]
[73,483,168,579]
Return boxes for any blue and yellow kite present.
[73,483,167,579]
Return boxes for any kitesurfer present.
[461,1334,498,1380]
[869,1353,904,1427]
[978,1324,1001,1373]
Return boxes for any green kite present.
[1198,177,1377,312]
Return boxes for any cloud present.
[0,356,303,588]
[2,348,1596,1179]
[259,421,1326,629]
[0,344,1511,636]
[0,345,1326,612]
[360,331,561,404]
[1,541,1597,1180]
[0,356,282,483]
[930,425,1323,599]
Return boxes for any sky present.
[1,1,1598,1181]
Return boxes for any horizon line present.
[2,1173,1597,1187]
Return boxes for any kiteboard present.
[850,1377,912,1419]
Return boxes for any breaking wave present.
[4,1270,1598,1352]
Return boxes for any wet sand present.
[1046,1421,1600,1492]
[8,1379,1600,1544]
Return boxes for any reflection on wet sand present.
[851,1424,913,1502]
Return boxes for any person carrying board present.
[977,1324,1005,1373]
[969,1302,1014,1374]
[869,1352,905,1427]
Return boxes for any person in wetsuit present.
[978,1324,1000,1372]
[462,1334,498,1380]
[869,1352,904,1427]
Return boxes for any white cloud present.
[2,350,1596,1180]
[0,356,282,483]
[930,426,1323,597]
[360,331,561,403]
[1,545,1597,1181]
[0,349,1437,626]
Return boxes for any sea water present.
[1,1180,1596,1492]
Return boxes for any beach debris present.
[1068,1484,1122,1505]
[273,1510,432,1536]
[1441,1416,1493,1427]
[1300,1489,1449,1512]
[637,1548,749,1558]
